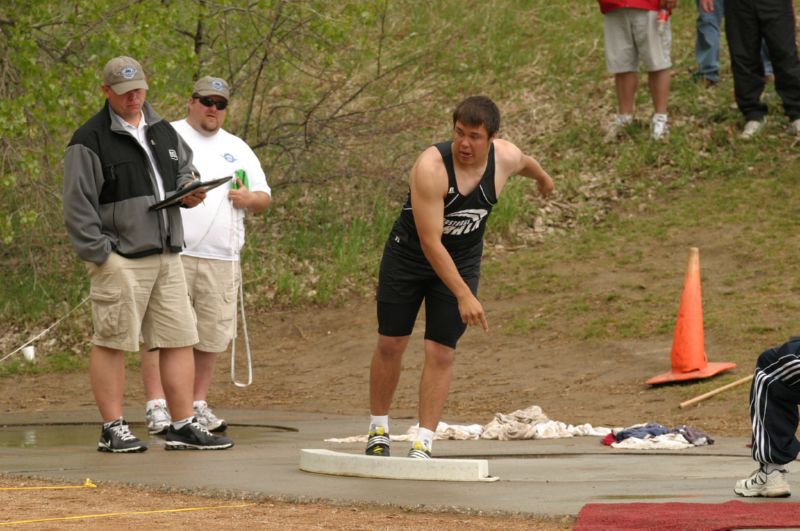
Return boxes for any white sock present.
[193,400,207,410]
[146,398,167,411]
[652,113,668,122]
[764,463,787,474]
[103,417,123,429]
[416,427,435,451]
[370,415,389,433]
[172,416,194,430]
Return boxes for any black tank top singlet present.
[389,141,497,262]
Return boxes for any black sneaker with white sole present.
[407,440,432,459]
[97,419,147,453]
[165,418,234,450]
[365,426,390,457]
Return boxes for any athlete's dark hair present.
[452,95,500,137]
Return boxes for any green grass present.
[0,350,86,378]
[486,153,800,365]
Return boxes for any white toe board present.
[300,449,499,482]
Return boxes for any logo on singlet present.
[443,208,488,236]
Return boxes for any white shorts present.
[604,9,671,73]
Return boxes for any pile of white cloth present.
[480,405,610,440]
[323,405,712,450]
[323,404,609,443]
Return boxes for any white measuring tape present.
[230,259,252,387]
[225,182,253,387]
[185,178,254,387]
[0,295,90,364]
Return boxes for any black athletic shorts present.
[376,239,480,349]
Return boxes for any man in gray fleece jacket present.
[63,56,233,452]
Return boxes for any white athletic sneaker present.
[145,400,171,435]
[194,401,227,432]
[740,119,766,139]
[604,114,633,143]
[734,467,790,497]
[788,119,800,136]
[650,114,669,141]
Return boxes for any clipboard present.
[149,176,232,211]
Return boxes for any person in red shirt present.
[597,0,679,141]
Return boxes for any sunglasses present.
[195,96,228,111]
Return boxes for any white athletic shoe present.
[740,119,766,139]
[734,467,790,498]
[194,401,227,432]
[650,114,669,141]
[604,114,633,143]
[788,119,800,136]
[145,401,171,435]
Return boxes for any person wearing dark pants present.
[735,338,800,497]
[693,0,773,86]
[715,0,800,138]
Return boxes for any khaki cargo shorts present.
[181,254,240,353]
[85,252,198,352]
[603,8,671,73]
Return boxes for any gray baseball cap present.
[192,76,230,100]
[102,56,148,95]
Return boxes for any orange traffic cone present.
[646,247,736,385]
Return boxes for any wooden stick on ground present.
[679,374,754,408]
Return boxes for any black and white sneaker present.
[365,426,390,457]
[97,419,147,453]
[165,418,234,450]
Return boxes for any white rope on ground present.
[0,295,90,364]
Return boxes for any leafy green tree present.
[0,0,483,323]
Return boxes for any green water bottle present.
[232,168,249,190]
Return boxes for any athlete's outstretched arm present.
[494,139,554,198]
[410,148,489,332]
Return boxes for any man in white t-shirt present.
[141,76,272,435]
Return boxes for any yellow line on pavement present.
[0,478,96,491]
[0,503,256,526]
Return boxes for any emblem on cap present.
[211,80,225,90]
[118,66,138,80]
